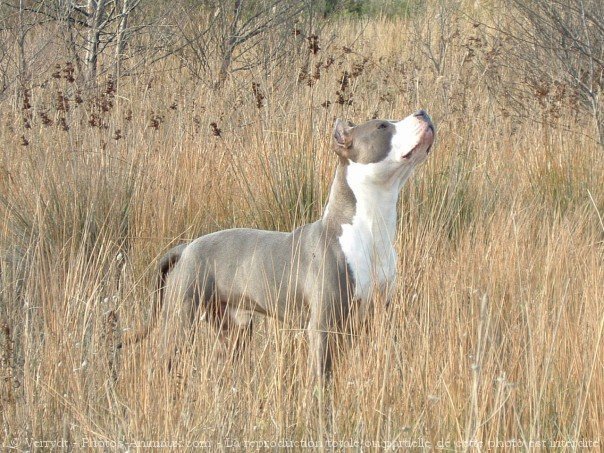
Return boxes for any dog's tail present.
[117,244,187,349]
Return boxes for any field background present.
[1,0,602,450]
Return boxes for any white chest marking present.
[339,161,404,302]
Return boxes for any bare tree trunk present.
[114,0,131,81]
[176,0,307,87]
[61,1,84,82]
[17,0,28,85]
[216,36,236,88]
[86,0,107,82]
[66,19,84,81]
[215,0,243,88]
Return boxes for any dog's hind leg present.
[164,293,199,375]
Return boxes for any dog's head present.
[332,111,435,185]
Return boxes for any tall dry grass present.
[1,6,603,450]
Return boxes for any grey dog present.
[122,111,435,379]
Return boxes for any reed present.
[0,5,602,449]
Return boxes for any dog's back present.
[164,223,351,325]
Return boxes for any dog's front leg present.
[307,323,333,381]
[307,296,346,382]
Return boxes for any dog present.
[121,110,435,379]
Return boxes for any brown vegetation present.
[0,1,602,449]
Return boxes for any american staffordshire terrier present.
[123,110,435,379]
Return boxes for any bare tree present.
[1,0,311,89]
[85,0,107,81]
[114,0,132,79]
[3,0,142,84]
[175,0,308,88]
[0,1,60,98]
[412,0,461,77]
[0,1,43,88]
[506,0,604,144]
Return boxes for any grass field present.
[1,4,603,451]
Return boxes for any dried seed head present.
[58,117,69,132]
[336,90,352,106]
[313,62,322,81]
[149,112,163,130]
[149,111,163,130]
[298,64,309,84]
[56,92,70,112]
[190,115,201,134]
[40,111,53,127]
[21,89,31,110]
[52,64,62,79]
[210,122,222,137]
[339,70,350,91]
[88,113,103,128]
[105,77,116,97]
[308,34,320,54]
[64,62,75,83]
[351,58,368,78]
[251,82,265,108]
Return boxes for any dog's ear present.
[333,119,353,157]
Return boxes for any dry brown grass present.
[1,7,603,451]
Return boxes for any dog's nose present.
[414,109,428,119]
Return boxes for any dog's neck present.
[322,159,416,300]
[322,160,414,237]
[322,163,356,231]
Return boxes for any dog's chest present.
[338,182,398,302]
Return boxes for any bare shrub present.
[481,0,604,144]
[174,0,310,87]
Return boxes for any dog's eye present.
[378,123,388,129]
